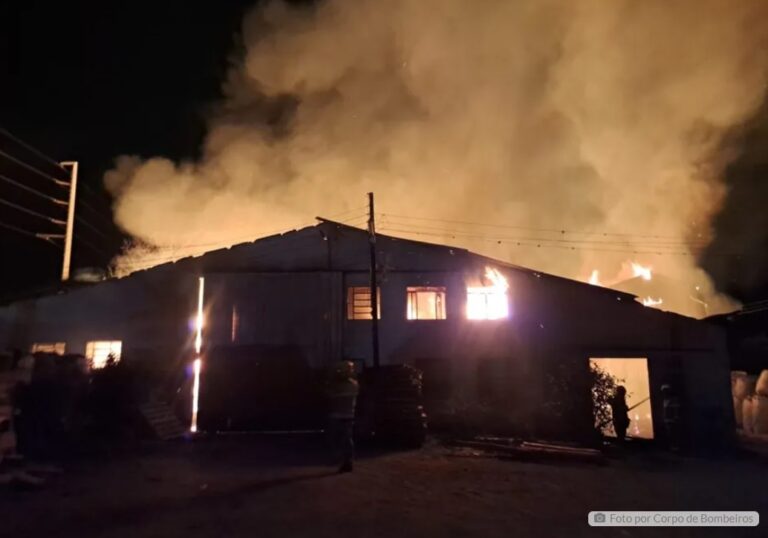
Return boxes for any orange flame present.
[631,262,652,281]
[467,267,509,320]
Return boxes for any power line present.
[78,181,116,219]
[0,197,66,225]
[0,220,43,240]
[112,219,332,268]
[0,173,68,206]
[75,215,112,242]
[379,212,699,242]
[77,194,114,224]
[134,220,320,251]
[377,226,745,257]
[74,234,111,259]
[378,220,708,249]
[0,127,67,172]
[0,148,68,186]
[114,237,323,270]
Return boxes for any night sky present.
[1,0,767,305]
[0,0,252,295]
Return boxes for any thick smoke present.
[105,0,768,317]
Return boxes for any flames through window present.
[466,267,510,320]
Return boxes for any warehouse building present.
[0,219,735,444]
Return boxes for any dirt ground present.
[2,435,766,538]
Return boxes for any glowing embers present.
[466,267,510,320]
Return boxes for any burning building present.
[0,219,734,445]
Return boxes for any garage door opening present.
[590,357,654,440]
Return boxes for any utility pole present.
[60,161,79,281]
[367,192,380,368]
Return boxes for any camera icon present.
[593,513,606,524]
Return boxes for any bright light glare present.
[467,267,509,320]
[190,358,201,433]
[191,276,205,433]
[195,277,204,354]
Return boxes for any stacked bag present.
[356,365,428,448]
[754,371,768,435]
[733,370,768,435]
[732,371,755,429]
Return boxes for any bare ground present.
[2,435,766,538]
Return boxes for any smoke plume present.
[105,0,768,317]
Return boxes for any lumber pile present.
[453,437,605,465]
[356,365,428,448]
[139,400,186,441]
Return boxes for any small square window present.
[347,287,381,320]
[407,287,447,320]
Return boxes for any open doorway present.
[590,357,654,439]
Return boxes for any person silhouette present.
[610,385,630,442]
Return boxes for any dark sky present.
[0,0,253,296]
[1,0,767,305]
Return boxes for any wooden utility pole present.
[368,192,380,368]
[60,161,79,281]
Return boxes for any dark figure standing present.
[325,361,359,473]
[661,384,682,452]
[609,385,630,442]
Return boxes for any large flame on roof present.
[467,267,510,320]
[631,262,652,281]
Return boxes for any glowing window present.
[407,287,446,320]
[466,267,510,320]
[85,341,122,369]
[30,342,66,355]
[589,357,654,440]
[466,288,509,320]
[347,287,381,320]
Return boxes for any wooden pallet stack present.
[139,400,187,441]
[356,365,428,448]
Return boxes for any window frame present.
[406,286,447,320]
[346,286,381,320]
[85,340,123,369]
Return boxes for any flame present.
[640,296,663,307]
[485,267,509,291]
[631,262,652,281]
[467,267,510,320]
[588,269,601,286]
